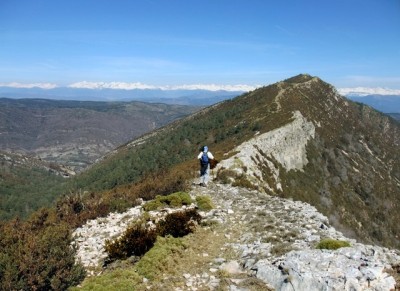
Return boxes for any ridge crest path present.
[72,180,400,290]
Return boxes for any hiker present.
[198,145,214,187]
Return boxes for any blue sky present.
[0,0,399,91]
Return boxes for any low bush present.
[216,168,237,184]
[105,208,201,263]
[232,174,258,190]
[196,195,214,211]
[216,168,257,190]
[142,199,164,211]
[105,224,157,260]
[316,238,351,250]
[135,236,187,280]
[270,242,294,256]
[69,267,142,291]
[143,192,193,211]
[0,218,86,290]
[157,209,201,238]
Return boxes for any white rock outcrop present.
[71,202,197,275]
[72,206,143,272]
[216,110,315,191]
[254,247,398,291]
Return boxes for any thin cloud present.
[345,75,400,83]
[68,81,157,90]
[338,87,400,96]
[68,81,259,92]
[0,82,58,89]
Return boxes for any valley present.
[0,98,199,172]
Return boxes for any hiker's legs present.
[203,164,210,185]
[199,164,210,185]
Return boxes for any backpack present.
[201,152,209,165]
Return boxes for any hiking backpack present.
[201,152,209,165]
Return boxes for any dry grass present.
[385,264,400,290]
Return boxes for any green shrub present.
[160,193,182,207]
[196,195,214,211]
[216,168,237,184]
[135,236,187,280]
[143,192,193,211]
[316,238,351,250]
[232,175,258,190]
[70,267,142,291]
[0,219,86,290]
[143,199,163,211]
[176,192,193,205]
[270,242,294,256]
[216,169,257,190]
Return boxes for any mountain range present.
[2,82,400,111]
[0,86,242,105]
[346,94,400,115]
[0,74,399,290]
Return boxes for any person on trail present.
[198,145,214,187]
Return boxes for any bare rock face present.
[216,110,315,191]
[254,247,398,291]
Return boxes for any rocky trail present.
[73,180,400,290]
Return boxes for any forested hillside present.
[0,151,68,220]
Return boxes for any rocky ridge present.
[72,181,400,290]
[216,110,315,192]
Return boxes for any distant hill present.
[388,113,400,121]
[347,94,400,113]
[0,86,242,105]
[0,98,199,171]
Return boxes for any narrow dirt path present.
[144,181,274,290]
